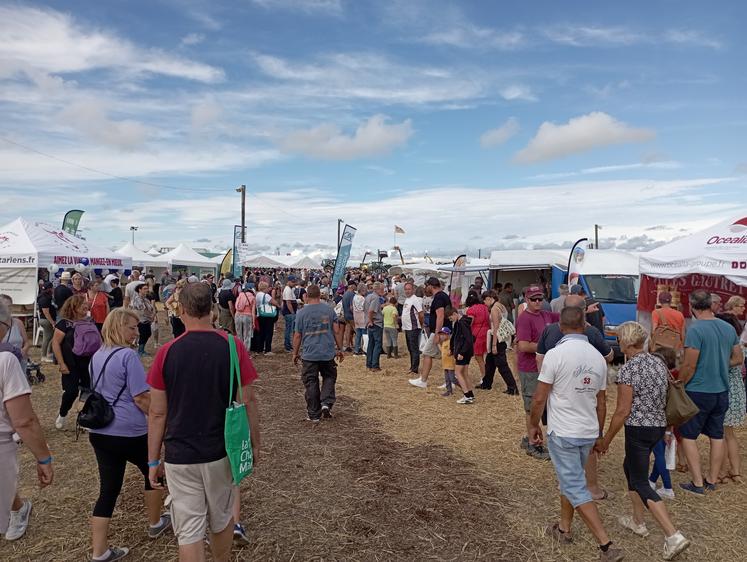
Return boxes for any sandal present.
[728,473,743,484]
[592,489,614,501]
[676,463,688,473]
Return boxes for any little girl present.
[649,347,677,499]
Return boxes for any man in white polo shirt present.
[528,306,623,562]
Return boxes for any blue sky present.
[1,0,745,257]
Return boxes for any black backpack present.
[77,348,127,430]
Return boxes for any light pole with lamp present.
[130,226,138,245]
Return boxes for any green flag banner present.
[62,210,85,236]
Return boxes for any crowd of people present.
[0,262,746,561]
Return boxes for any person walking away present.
[255,281,279,355]
[0,302,54,542]
[409,277,451,388]
[497,283,515,324]
[129,283,156,357]
[599,322,690,560]
[87,280,110,332]
[282,276,298,352]
[352,285,368,355]
[37,282,57,363]
[52,294,99,430]
[292,285,344,422]
[382,297,399,359]
[528,307,623,562]
[651,292,685,352]
[536,294,614,499]
[0,295,30,375]
[165,280,186,339]
[677,290,743,495]
[234,284,256,353]
[479,291,517,394]
[217,279,237,334]
[516,285,559,460]
[88,309,172,561]
[448,307,475,404]
[341,282,357,352]
[715,300,746,484]
[364,282,385,371]
[147,282,261,562]
[401,282,424,376]
[54,271,74,310]
[108,279,123,310]
[465,292,489,385]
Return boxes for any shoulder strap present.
[90,347,127,393]
[228,335,242,405]
[655,309,668,327]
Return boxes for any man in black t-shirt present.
[217,279,236,333]
[53,272,73,310]
[409,277,452,389]
[570,285,606,333]
[37,282,57,362]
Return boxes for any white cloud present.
[190,100,224,130]
[500,85,536,102]
[280,115,413,160]
[0,6,224,83]
[664,29,722,49]
[250,0,343,14]
[541,25,642,47]
[180,33,205,46]
[480,117,520,148]
[421,26,524,50]
[514,112,655,164]
[60,100,151,151]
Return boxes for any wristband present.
[37,456,53,465]
[147,459,161,468]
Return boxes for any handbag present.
[496,317,515,343]
[224,335,253,485]
[418,330,428,352]
[257,293,277,318]
[77,348,127,430]
[665,371,699,427]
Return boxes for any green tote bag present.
[224,335,253,484]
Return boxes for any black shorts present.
[455,353,473,366]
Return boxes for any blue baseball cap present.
[439,327,452,335]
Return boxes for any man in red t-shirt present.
[651,292,686,349]
[147,283,260,560]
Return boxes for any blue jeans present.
[354,328,365,354]
[649,439,672,489]
[366,325,383,369]
[283,314,296,351]
[546,432,596,508]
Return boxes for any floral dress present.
[724,365,746,427]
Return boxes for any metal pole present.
[337,219,343,251]
[236,185,246,243]
[594,224,600,249]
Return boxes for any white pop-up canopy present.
[242,254,285,268]
[292,256,321,269]
[0,217,132,304]
[116,242,169,268]
[160,243,216,270]
[639,215,747,286]
[146,246,162,257]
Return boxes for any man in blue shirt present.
[292,285,344,422]
[678,290,743,495]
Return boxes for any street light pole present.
[130,225,138,245]
[337,218,344,251]
[236,185,246,243]
[594,224,602,249]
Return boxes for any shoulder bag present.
[224,335,253,484]
[77,348,127,430]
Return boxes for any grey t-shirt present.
[294,303,337,361]
[364,292,383,327]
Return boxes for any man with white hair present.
[123,269,142,308]
[550,284,569,313]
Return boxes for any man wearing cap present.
[282,276,299,352]
[515,284,560,460]
[570,285,606,334]
[409,277,451,389]
[54,271,73,310]
[652,292,686,349]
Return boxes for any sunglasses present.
[528,296,544,302]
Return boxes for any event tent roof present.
[159,243,216,269]
[292,256,321,269]
[0,217,132,270]
[146,247,162,257]
[639,215,747,286]
[116,242,168,268]
[489,249,568,270]
[241,254,286,268]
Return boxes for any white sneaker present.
[663,531,690,560]
[618,515,649,537]
[55,415,66,430]
[456,395,475,404]
[437,383,447,390]
[408,378,427,389]
[5,499,31,540]
[649,480,657,491]
[657,487,675,500]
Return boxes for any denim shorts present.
[546,432,596,508]
[678,390,729,440]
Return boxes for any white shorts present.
[0,440,19,535]
[421,333,441,359]
[165,456,237,545]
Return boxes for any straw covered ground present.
[2,319,746,561]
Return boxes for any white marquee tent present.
[241,254,286,268]
[116,242,169,269]
[159,243,216,271]
[0,217,132,305]
[291,256,321,269]
[146,247,162,257]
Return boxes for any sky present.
[1,0,746,259]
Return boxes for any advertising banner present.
[62,210,85,236]
[637,273,747,317]
[331,224,356,289]
[449,254,467,308]
[567,238,588,287]
[232,225,247,278]
[0,267,38,305]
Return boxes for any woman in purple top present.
[87,308,171,562]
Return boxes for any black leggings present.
[138,322,152,346]
[623,425,665,507]
[89,432,152,518]
[59,364,90,417]
[257,316,275,352]
[483,342,517,391]
[170,316,185,338]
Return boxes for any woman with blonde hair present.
[599,321,690,560]
[51,294,93,430]
[716,296,745,484]
[87,308,171,561]
[255,280,279,355]
[165,279,186,338]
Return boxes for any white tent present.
[292,256,321,269]
[0,217,132,304]
[160,243,216,270]
[241,254,285,268]
[116,242,169,268]
[640,215,747,287]
[489,249,568,270]
[146,246,162,257]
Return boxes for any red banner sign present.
[638,273,747,318]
